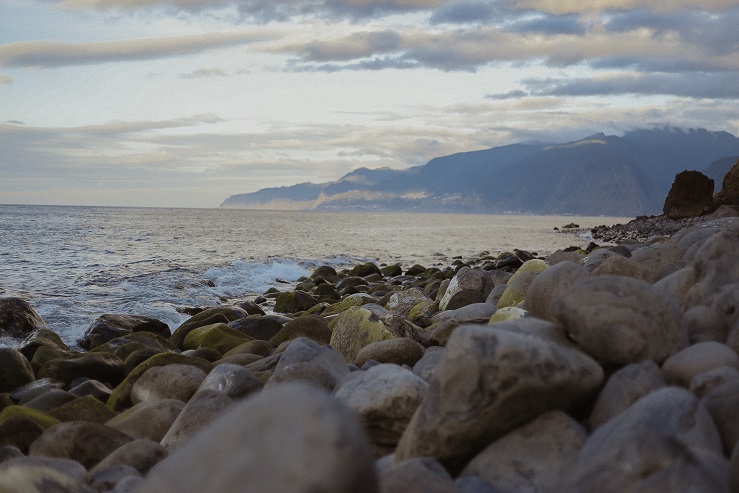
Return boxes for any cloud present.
[429,1,498,24]
[515,0,739,14]
[0,75,13,85]
[521,72,739,99]
[0,31,275,68]
[180,66,228,78]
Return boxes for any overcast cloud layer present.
[1,0,738,207]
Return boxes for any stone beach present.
[2,197,739,491]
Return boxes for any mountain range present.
[220,127,739,216]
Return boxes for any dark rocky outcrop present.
[663,170,714,219]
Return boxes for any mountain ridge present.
[220,127,739,216]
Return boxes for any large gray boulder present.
[196,363,263,400]
[159,389,234,451]
[395,323,603,471]
[131,364,207,404]
[461,410,587,493]
[29,421,133,469]
[135,383,377,493]
[267,337,349,391]
[551,276,687,365]
[438,268,493,311]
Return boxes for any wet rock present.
[197,363,263,400]
[438,268,493,311]
[106,399,184,442]
[169,306,249,349]
[47,395,117,424]
[0,414,46,452]
[18,328,70,361]
[589,360,665,429]
[136,383,377,493]
[354,338,425,368]
[267,337,349,391]
[30,421,133,469]
[80,314,170,350]
[551,275,687,365]
[24,389,77,413]
[38,352,125,387]
[131,364,207,404]
[395,324,603,471]
[269,315,331,346]
[0,347,35,393]
[461,411,587,493]
[89,439,167,477]
[181,322,252,354]
[496,259,549,309]
[335,364,428,447]
[662,342,739,387]
[663,170,714,219]
[348,262,383,278]
[0,297,46,339]
[562,387,728,492]
[221,339,273,358]
[713,158,739,206]
[160,389,234,451]
[273,290,316,314]
[237,300,266,316]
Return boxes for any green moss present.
[170,306,246,349]
[321,296,365,317]
[48,395,117,424]
[182,323,252,354]
[489,307,528,324]
[107,352,212,411]
[222,339,273,358]
[92,332,177,356]
[0,405,60,429]
[0,393,13,412]
[328,307,398,362]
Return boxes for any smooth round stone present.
[683,305,729,344]
[24,389,77,413]
[701,381,739,455]
[438,268,493,311]
[197,363,263,400]
[662,342,739,387]
[354,338,425,368]
[160,390,234,451]
[68,379,113,402]
[378,457,458,493]
[106,399,184,442]
[87,465,142,492]
[412,349,444,382]
[131,364,207,404]
[0,348,35,393]
[690,366,739,399]
[525,261,590,322]
[89,439,168,477]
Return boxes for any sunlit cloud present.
[0,75,13,84]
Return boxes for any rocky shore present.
[1,204,739,492]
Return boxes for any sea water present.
[0,205,629,347]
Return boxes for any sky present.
[1,0,738,208]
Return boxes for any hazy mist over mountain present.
[221,127,739,216]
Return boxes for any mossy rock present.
[496,260,549,309]
[18,328,70,361]
[47,395,117,424]
[380,264,403,277]
[347,262,382,278]
[37,352,125,387]
[269,315,331,347]
[182,323,252,354]
[183,346,223,362]
[30,346,76,374]
[0,414,45,453]
[328,307,400,362]
[92,332,177,356]
[311,265,338,281]
[321,294,374,317]
[222,339,273,358]
[107,353,213,411]
[405,264,427,276]
[313,283,341,301]
[0,405,60,429]
[407,300,439,328]
[0,393,13,412]
[273,291,316,314]
[295,281,317,292]
[112,342,149,362]
[489,307,528,324]
[302,303,328,316]
[123,348,166,376]
[170,306,248,349]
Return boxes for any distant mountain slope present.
[704,156,739,191]
[220,127,739,216]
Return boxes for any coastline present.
[1,207,738,491]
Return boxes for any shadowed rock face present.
[714,159,739,206]
[663,170,714,219]
[0,298,46,339]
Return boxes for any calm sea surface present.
[0,205,630,347]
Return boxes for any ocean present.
[0,205,629,347]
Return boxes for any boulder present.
[47,395,117,424]
[131,364,207,404]
[701,381,739,455]
[690,366,739,398]
[663,170,714,219]
[438,268,493,311]
[196,363,263,400]
[37,352,125,387]
[89,439,168,476]
[551,276,687,365]
[227,316,283,341]
[329,307,411,363]
[385,288,432,318]
[395,324,603,471]
[461,411,588,493]
[169,306,249,349]
[412,349,445,382]
[0,457,90,492]
[354,338,425,368]
[524,261,590,322]
[267,337,349,391]
[160,390,234,451]
[106,399,184,442]
[496,259,549,309]
[0,414,46,452]
[0,297,46,339]
[662,342,739,387]
[87,465,141,492]
[378,456,459,493]
[714,159,739,206]
[562,387,728,492]
[80,314,170,350]
[335,364,428,446]
[269,315,331,346]
[29,421,133,469]
[181,323,252,354]
[683,305,729,344]
[135,383,377,493]
[589,360,665,429]
[222,339,273,358]
[24,389,76,413]
[273,290,316,314]
[348,262,383,278]
[0,347,35,393]
[18,328,70,361]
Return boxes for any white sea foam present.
[204,259,311,297]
